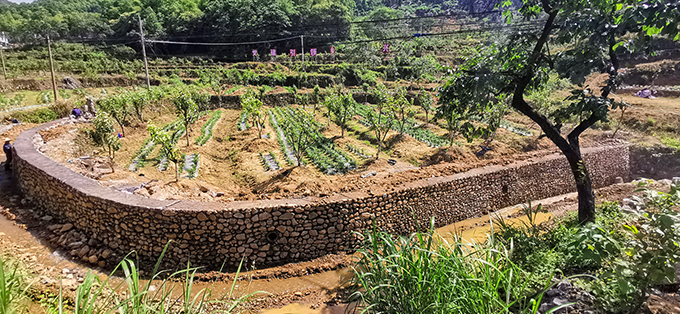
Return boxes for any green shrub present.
[493,183,680,314]
[9,108,59,124]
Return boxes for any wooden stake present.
[47,35,58,102]
[300,35,305,73]
[139,15,151,89]
[0,48,7,80]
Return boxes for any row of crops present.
[129,110,222,178]
[268,110,300,166]
[196,110,222,146]
[182,154,200,179]
[238,111,249,131]
[260,152,281,171]
[271,106,356,175]
[354,102,449,148]
[129,119,185,172]
[346,144,372,159]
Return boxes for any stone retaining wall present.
[13,120,630,270]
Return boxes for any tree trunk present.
[376,141,381,159]
[118,121,125,137]
[564,149,596,223]
[186,125,190,147]
[109,147,115,173]
[175,162,179,182]
[449,130,455,147]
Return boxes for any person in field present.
[3,138,12,171]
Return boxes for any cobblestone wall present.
[13,121,630,270]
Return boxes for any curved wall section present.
[14,121,630,270]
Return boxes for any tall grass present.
[349,219,558,314]
[0,256,29,314]
[64,245,260,314]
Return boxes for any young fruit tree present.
[361,83,371,104]
[98,95,131,137]
[441,0,679,223]
[129,91,147,122]
[329,89,357,137]
[173,89,200,147]
[312,85,322,111]
[393,86,416,136]
[419,90,434,125]
[437,66,498,147]
[242,89,267,139]
[367,83,396,159]
[282,118,311,167]
[148,124,183,182]
[90,112,120,173]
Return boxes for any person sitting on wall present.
[71,108,83,119]
[3,138,12,171]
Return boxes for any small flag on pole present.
[382,43,390,53]
[310,48,317,56]
[252,49,258,56]
[270,49,277,56]
[289,49,296,57]
[330,46,336,54]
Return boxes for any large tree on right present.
[440,0,679,223]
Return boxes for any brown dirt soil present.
[38,101,636,203]
[0,123,38,142]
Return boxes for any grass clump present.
[63,245,259,314]
[349,219,551,314]
[0,256,30,314]
[658,133,680,149]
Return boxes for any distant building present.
[0,32,8,48]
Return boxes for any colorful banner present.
[310,48,317,56]
[330,46,336,54]
[270,49,277,56]
[289,49,296,57]
[382,43,390,53]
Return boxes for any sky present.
[7,0,36,3]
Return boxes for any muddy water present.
[261,303,354,314]
[191,268,353,298]
[435,210,554,244]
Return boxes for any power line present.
[146,35,302,46]
[145,19,544,49]
[141,10,503,43]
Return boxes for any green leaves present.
[437,56,505,145]
[172,87,208,146]
[148,123,182,180]
[241,88,266,138]
[326,86,357,137]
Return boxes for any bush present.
[9,108,58,124]
[493,182,680,314]
[50,100,74,118]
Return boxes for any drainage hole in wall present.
[266,231,279,243]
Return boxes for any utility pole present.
[300,35,305,72]
[138,14,151,89]
[47,35,58,102]
[0,48,7,80]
